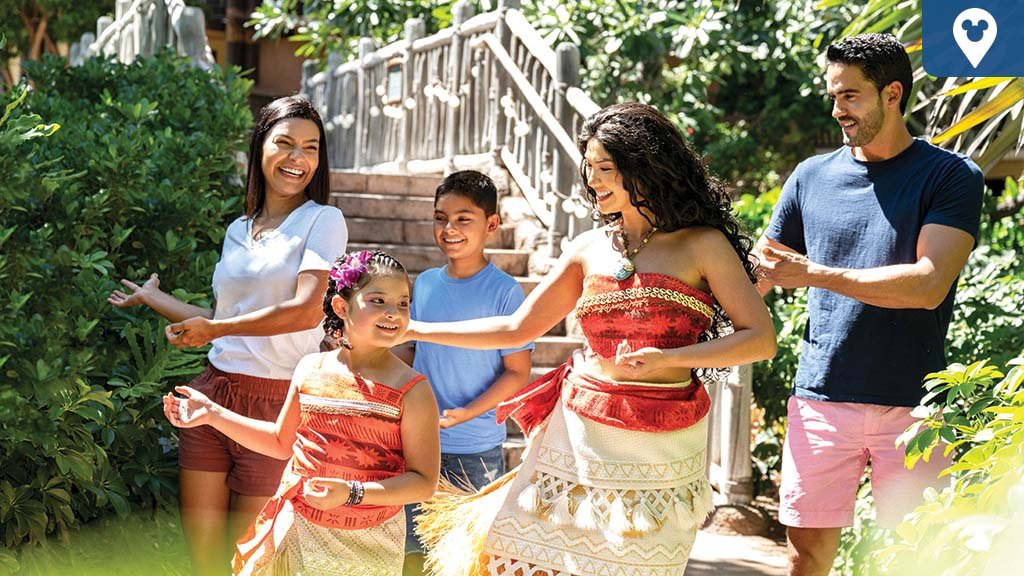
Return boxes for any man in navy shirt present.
[756,33,983,576]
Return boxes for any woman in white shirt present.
[109,96,348,575]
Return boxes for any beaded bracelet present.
[345,479,364,507]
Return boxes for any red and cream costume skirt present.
[419,359,713,576]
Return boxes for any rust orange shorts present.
[177,365,291,496]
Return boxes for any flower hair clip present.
[329,250,374,290]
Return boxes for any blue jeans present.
[404,444,506,555]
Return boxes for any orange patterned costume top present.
[575,272,715,358]
[233,359,423,574]
[497,272,717,438]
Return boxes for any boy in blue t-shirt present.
[401,170,533,574]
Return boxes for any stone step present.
[348,243,530,276]
[331,171,441,197]
[331,192,434,221]
[345,217,516,248]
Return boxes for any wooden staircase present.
[329,170,583,453]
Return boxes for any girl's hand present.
[614,339,669,379]
[162,386,217,428]
[439,407,471,429]
[304,477,351,510]
[166,317,220,348]
[108,273,161,308]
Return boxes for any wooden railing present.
[300,0,601,254]
[68,0,214,69]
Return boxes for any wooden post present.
[95,17,112,58]
[134,0,148,59]
[490,0,521,166]
[299,60,316,100]
[443,2,474,174]
[176,8,208,66]
[339,71,357,169]
[116,0,132,62]
[353,37,377,169]
[152,0,168,54]
[398,19,425,170]
[326,50,345,170]
[708,365,754,505]
[549,42,579,255]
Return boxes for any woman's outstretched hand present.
[163,386,216,428]
[108,273,161,308]
[304,477,351,510]
[166,317,220,348]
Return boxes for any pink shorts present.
[779,396,949,528]
[177,365,291,496]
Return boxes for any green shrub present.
[874,358,1024,575]
[0,51,251,561]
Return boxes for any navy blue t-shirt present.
[766,139,983,406]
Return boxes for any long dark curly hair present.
[322,250,409,349]
[577,102,758,341]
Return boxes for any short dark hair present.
[826,33,913,114]
[434,170,498,216]
[245,96,330,218]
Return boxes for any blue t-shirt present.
[411,263,533,454]
[766,139,983,406]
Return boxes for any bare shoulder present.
[294,351,328,378]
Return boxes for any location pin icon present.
[953,8,998,68]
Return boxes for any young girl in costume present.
[164,250,440,576]
[408,103,776,576]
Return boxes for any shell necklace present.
[613,224,658,280]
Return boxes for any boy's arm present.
[439,349,532,429]
[392,342,416,367]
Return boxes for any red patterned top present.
[497,273,716,436]
[575,273,716,358]
[288,367,423,529]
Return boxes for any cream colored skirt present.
[421,372,712,576]
[250,509,405,576]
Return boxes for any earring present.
[340,335,353,350]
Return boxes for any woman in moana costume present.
[408,102,776,576]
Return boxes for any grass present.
[8,508,190,576]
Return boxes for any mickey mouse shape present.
[962,19,989,43]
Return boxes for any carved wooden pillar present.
[490,0,521,166]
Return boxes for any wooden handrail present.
[471,32,581,167]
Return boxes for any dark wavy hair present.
[826,33,913,114]
[322,251,410,347]
[245,95,331,219]
[577,102,757,341]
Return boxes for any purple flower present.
[330,250,374,289]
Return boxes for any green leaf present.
[933,78,1024,144]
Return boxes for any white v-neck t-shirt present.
[208,199,348,379]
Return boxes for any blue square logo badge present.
[923,0,1024,77]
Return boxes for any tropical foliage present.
[0,51,251,569]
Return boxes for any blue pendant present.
[613,258,635,280]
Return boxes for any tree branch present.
[30,14,50,61]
